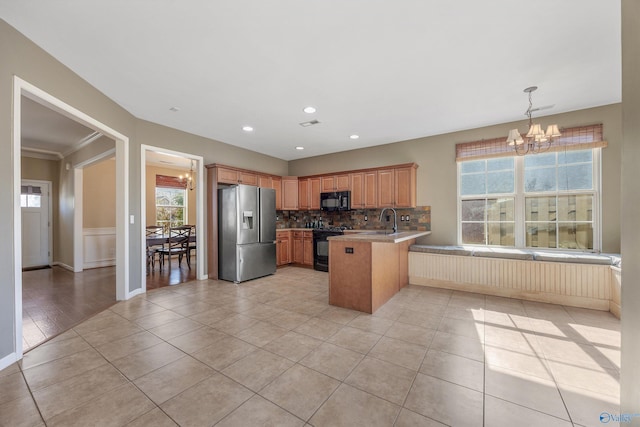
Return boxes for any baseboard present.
[83,259,116,269]
[126,287,145,300]
[53,262,75,272]
[0,352,18,372]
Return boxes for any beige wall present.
[21,156,60,260]
[145,164,197,227]
[621,0,640,416]
[289,103,622,253]
[83,158,116,229]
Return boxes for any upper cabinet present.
[271,176,282,210]
[309,177,321,210]
[321,174,350,192]
[217,166,258,186]
[258,175,272,188]
[376,165,417,208]
[377,169,395,208]
[282,177,299,210]
[298,178,310,210]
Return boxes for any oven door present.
[313,233,330,272]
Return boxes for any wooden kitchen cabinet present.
[282,177,299,210]
[377,169,395,208]
[292,230,313,266]
[321,174,349,192]
[309,177,321,210]
[364,171,378,208]
[298,179,310,210]
[271,176,282,210]
[394,165,417,208]
[276,231,291,266]
[350,172,364,208]
[217,166,258,185]
[258,175,272,188]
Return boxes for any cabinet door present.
[321,177,335,192]
[258,175,272,188]
[298,179,310,210]
[271,177,282,210]
[239,171,258,186]
[303,233,314,265]
[276,232,291,265]
[364,171,378,208]
[217,167,239,184]
[335,174,350,191]
[350,173,364,208]
[309,177,321,210]
[282,178,299,210]
[394,166,416,208]
[293,235,304,264]
[377,169,394,207]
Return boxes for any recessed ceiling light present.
[169,106,180,112]
[295,146,304,150]
[242,126,254,132]
[350,134,360,140]
[303,106,316,114]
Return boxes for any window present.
[458,148,600,251]
[20,185,42,208]
[155,187,186,234]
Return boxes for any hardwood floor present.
[21,257,196,351]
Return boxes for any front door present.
[21,180,51,269]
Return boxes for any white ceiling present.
[2,0,621,161]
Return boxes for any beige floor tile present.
[483,310,532,328]
[241,303,284,321]
[222,349,294,392]
[166,326,228,354]
[420,349,484,392]
[557,383,620,427]
[149,295,201,310]
[437,317,484,341]
[134,356,214,404]
[404,373,483,427]
[0,371,32,406]
[47,382,155,427]
[134,310,185,330]
[327,326,382,354]
[94,330,164,361]
[294,317,343,340]
[221,297,262,314]
[485,365,570,420]
[345,356,416,405]
[448,292,486,309]
[72,311,130,335]
[300,342,364,381]
[370,304,404,321]
[111,342,185,380]
[23,348,107,391]
[368,336,427,371]
[443,306,485,322]
[192,335,258,370]
[484,324,542,355]
[127,408,179,427]
[309,383,400,427]
[537,336,618,371]
[570,323,620,348]
[262,331,323,362]
[109,299,166,320]
[394,408,447,426]
[21,335,91,369]
[547,360,620,399]
[430,333,484,365]
[147,317,204,341]
[0,395,45,427]
[168,301,214,317]
[260,364,339,420]
[316,306,361,325]
[80,321,145,347]
[348,314,395,334]
[189,307,237,326]
[384,322,436,347]
[217,394,304,427]
[396,309,442,330]
[484,395,573,427]
[233,321,289,347]
[485,344,554,380]
[0,362,21,378]
[595,345,621,371]
[33,364,127,421]
[160,373,253,426]
[212,313,260,335]
[264,310,311,330]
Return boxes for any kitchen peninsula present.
[328,230,430,313]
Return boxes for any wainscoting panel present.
[409,252,614,312]
[83,227,116,269]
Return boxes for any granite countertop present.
[327,230,430,244]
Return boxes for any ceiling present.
[2,0,621,161]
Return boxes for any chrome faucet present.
[379,207,398,233]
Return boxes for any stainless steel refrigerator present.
[218,184,277,283]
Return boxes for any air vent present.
[299,120,320,127]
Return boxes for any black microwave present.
[320,191,351,211]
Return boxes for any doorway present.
[21,180,52,270]
[10,77,130,364]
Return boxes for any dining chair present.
[145,225,164,271]
[157,225,192,270]
[185,224,197,267]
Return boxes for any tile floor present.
[3,266,620,426]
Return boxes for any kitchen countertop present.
[327,230,430,244]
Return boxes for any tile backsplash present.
[277,206,431,231]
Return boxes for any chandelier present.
[506,86,561,155]
[180,159,195,191]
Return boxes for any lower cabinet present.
[290,230,314,267]
[276,231,291,266]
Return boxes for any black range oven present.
[313,228,345,272]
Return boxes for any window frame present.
[155,186,188,234]
[457,148,601,252]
